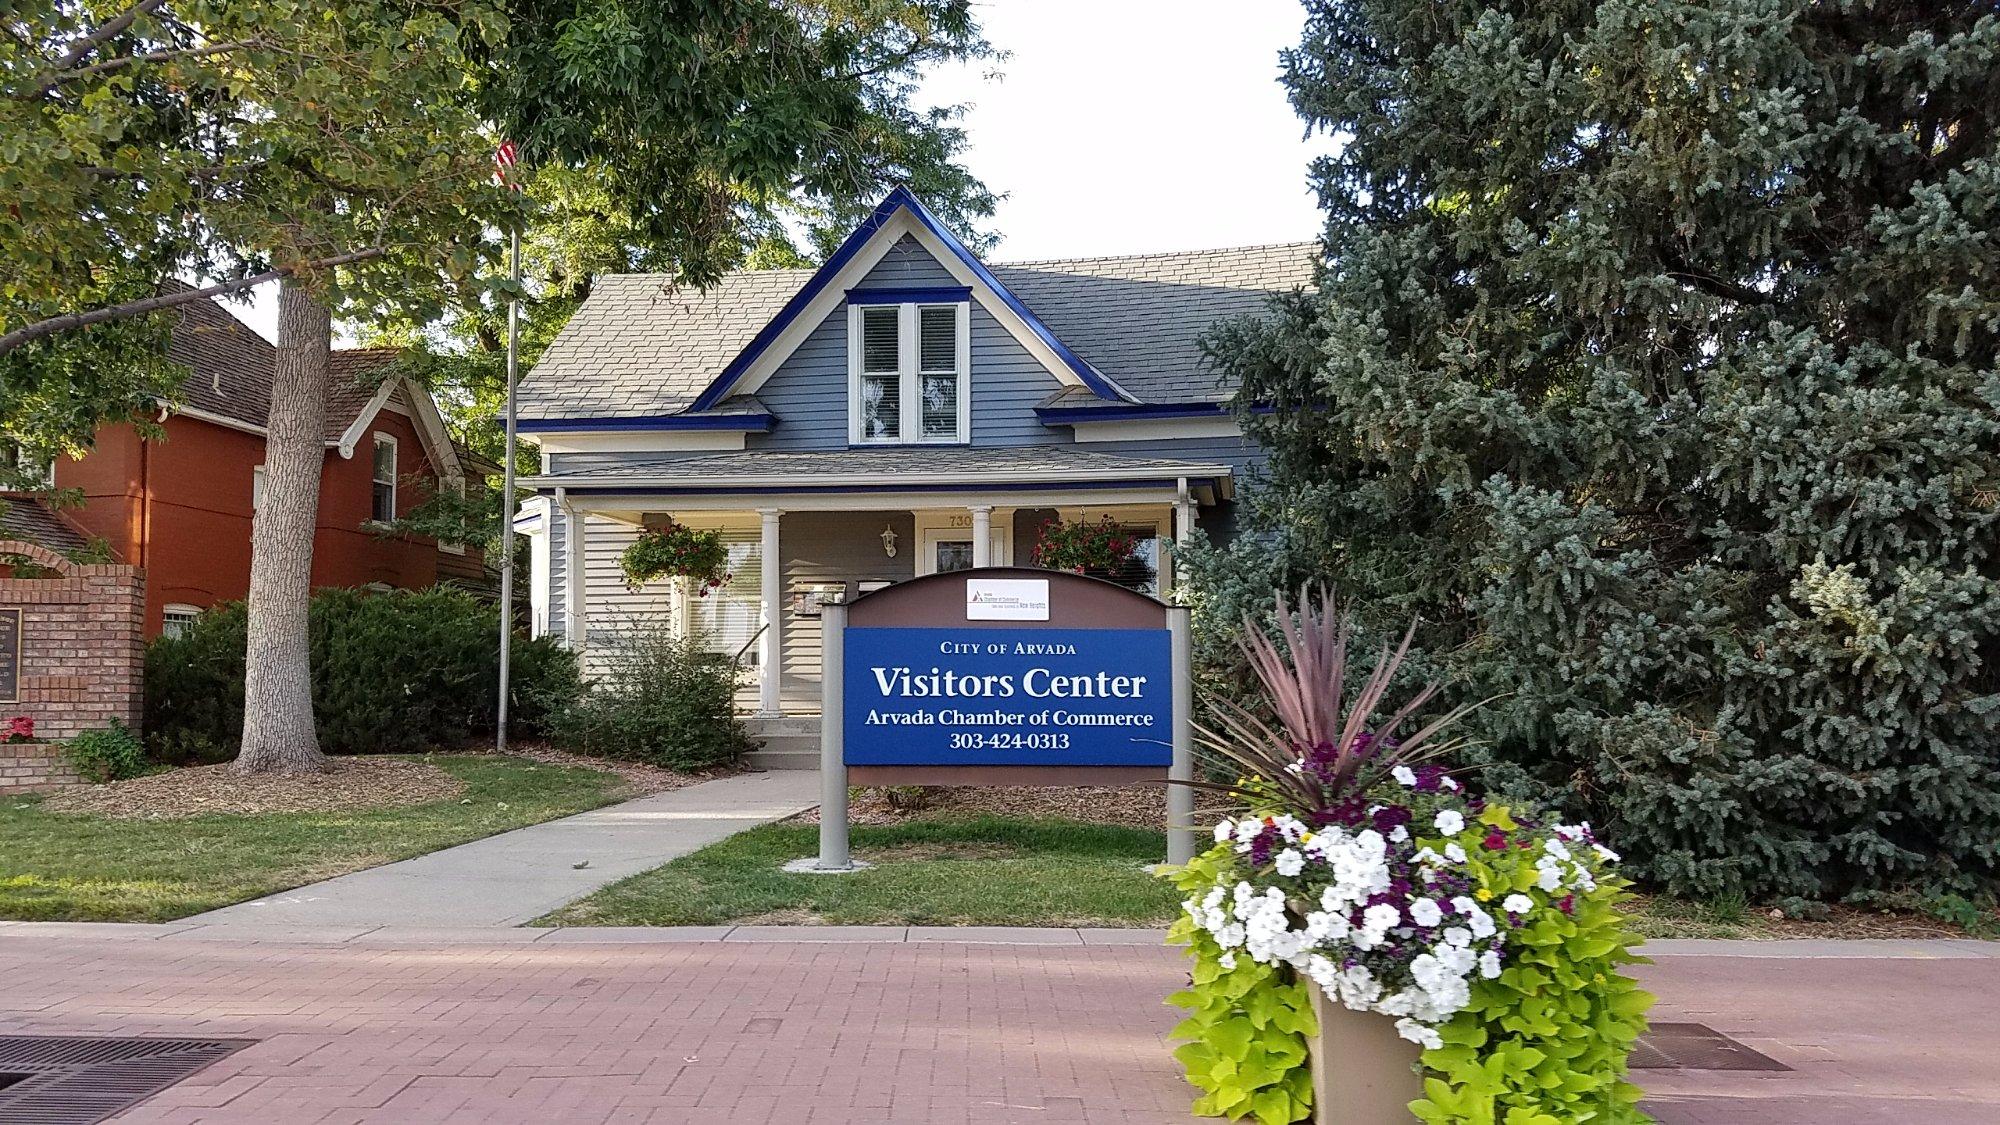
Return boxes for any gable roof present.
[0,494,91,555]
[518,191,1317,424]
[163,289,410,442]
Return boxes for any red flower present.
[1482,831,1507,851]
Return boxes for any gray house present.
[516,188,1313,718]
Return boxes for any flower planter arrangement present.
[1164,591,1653,1124]
[4,715,33,744]
[619,519,731,593]
[1029,514,1136,574]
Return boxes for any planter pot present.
[1305,982,1425,1124]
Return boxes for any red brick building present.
[43,295,490,637]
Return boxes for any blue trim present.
[688,186,1137,412]
[537,477,1216,498]
[516,413,775,433]
[845,285,971,305]
[1035,401,1229,423]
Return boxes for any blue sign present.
[843,626,1174,767]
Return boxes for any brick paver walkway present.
[1,928,1994,1123]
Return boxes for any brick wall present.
[0,539,145,743]
[0,742,81,793]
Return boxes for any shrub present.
[144,587,580,760]
[550,618,754,772]
[64,722,149,783]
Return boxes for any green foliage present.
[619,520,731,589]
[550,619,754,772]
[1164,848,1317,1123]
[1200,1,2000,903]
[144,588,578,760]
[1410,806,1652,1125]
[62,723,149,784]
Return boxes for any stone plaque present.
[0,608,18,704]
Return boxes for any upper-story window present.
[370,434,397,522]
[848,300,969,444]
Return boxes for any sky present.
[229,1,1327,341]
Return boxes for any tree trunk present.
[235,277,331,774]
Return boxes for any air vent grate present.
[1629,1022,1790,1071]
[0,1035,254,1125]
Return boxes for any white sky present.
[228,1,1326,341]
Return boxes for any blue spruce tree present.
[1201,1,2000,904]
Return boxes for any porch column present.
[564,502,588,650]
[1173,477,1197,593]
[969,504,993,568]
[758,508,783,716]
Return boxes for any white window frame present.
[369,433,397,523]
[251,464,267,512]
[161,603,202,638]
[846,301,971,445]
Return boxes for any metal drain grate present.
[0,1036,254,1125]
[1630,1022,1790,1071]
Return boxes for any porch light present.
[880,526,899,558]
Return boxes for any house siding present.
[776,511,916,704]
[747,235,1065,452]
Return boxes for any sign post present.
[815,568,1195,870]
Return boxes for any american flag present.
[493,141,522,191]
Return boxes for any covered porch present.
[522,448,1232,716]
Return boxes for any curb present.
[1,921,1995,956]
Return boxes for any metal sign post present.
[1167,604,1195,864]
[818,601,853,870]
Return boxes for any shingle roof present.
[533,445,1229,483]
[163,287,403,440]
[518,242,1317,420]
[0,494,91,555]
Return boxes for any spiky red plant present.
[1182,587,1488,820]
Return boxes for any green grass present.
[538,814,1182,927]
[0,754,627,922]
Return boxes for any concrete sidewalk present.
[185,770,821,928]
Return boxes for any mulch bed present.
[493,743,728,796]
[789,784,1171,829]
[39,758,465,819]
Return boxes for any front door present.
[916,516,1010,575]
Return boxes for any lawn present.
[0,754,627,922]
[538,814,1183,927]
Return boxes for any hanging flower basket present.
[1030,514,1136,574]
[620,519,731,595]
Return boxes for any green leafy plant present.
[145,588,578,761]
[63,722,149,783]
[550,618,754,772]
[620,519,730,591]
[1030,515,1138,574]
[1165,847,1317,1123]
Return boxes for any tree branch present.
[27,39,269,94]
[45,0,167,74]
[1657,246,1773,306]
[0,247,389,358]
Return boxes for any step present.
[742,716,822,739]
[745,747,821,771]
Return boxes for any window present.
[251,465,266,512]
[370,434,397,522]
[161,603,202,638]
[849,301,968,444]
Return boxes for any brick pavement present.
[0,929,1995,1123]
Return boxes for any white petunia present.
[1212,819,1235,843]
[1408,898,1444,927]
[1391,764,1417,787]
[1434,810,1465,836]
[1274,848,1305,877]
[1443,843,1467,864]
[1544,839,1572,862]
[1440,776,1461,792]
[1443,926,1472,948]
[1478,949,1503,979]
[1394,1018,1445,1050]
[1537,865,1563,891]
[1594,843,1622,863]
[1390,824,1410,843]
[1501,893,1534,915]
[1217,951,1237,971]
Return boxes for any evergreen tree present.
[1200,0,2000,904]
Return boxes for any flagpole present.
[496,223,520,755]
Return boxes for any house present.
[50,293,490,637]
[515,187,1315,715]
